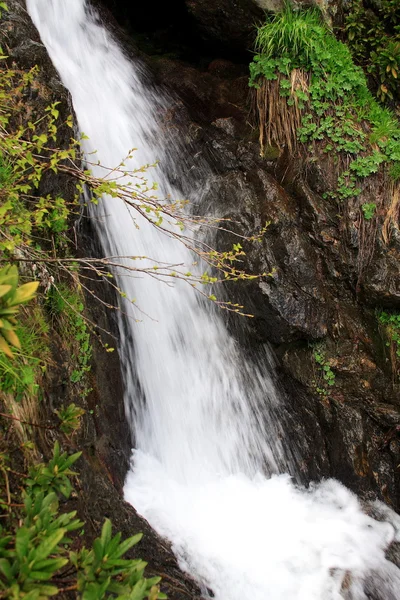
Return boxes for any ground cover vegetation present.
[343,0,400,106]
[249,3,400,207]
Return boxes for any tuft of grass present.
[254,4,325,64]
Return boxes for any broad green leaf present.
[100,519,112,549]
[33,557,68,571]
[29,570,56,581]
[62,450,82,470]
[105,531,121,557]
[0,284,11,298]
[0,558,12,580]
[93,538,104,562]
[82,582,105,600]
[25,583,58,596]
[114,533,143,559]
[16,527,31,560]
[2,328,21,349]
[21,592,40,600]
[129,579,148,600]
[34,528,66,562]
[0,307,19,316]
[0,333,13,358]
[0,318,13,330]
[9,281,39,306]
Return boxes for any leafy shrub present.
[344,0,400,104]
[0,309,49,402]
[313,348,336,396]
[0,443,165,599]
[379,310,400,358]
[55,403,86,436]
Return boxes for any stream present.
[26,1,400,598]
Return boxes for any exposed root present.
[253,69,310,156]
[382,183,400,244]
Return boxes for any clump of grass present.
[254,4,326,64]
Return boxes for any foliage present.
[0,40,267,318]
[249,3,400,203]
[46,284,92,389]
[0,265,38,358]
[0,307,49,402]
[361,202,377,220]
[55,403,86,436]
[0,52,74,256]
[0,1,7,19]
[0,443,165,599]
[344,0,400,104]
[379,310,400,358]
[313,347,336,396]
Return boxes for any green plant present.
[249,3,400,204]
[313,348,336,396]
[379,310,400,357]
[0,443,164,599]
[0,36,268,318]
[0,310,49,402]
[46,284,92,389]
[0,265,38,358]
[0,2,7,18]
[55,403,85,436]
[344,0,400,104]
[361,202,377,220]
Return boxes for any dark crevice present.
[96,0,252,66]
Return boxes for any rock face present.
[184,0,343,46]
[98,0,345,60]
[144,49,400,508]
[96,0,400,508]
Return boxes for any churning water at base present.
[27,1,400,598]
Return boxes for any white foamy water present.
[27,1,400,598]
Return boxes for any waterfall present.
[27,1,400,599]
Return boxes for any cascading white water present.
[27,1,400,598]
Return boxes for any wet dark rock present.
[184,0,263,48]
[362,247,400,308]
[149,54,400,509]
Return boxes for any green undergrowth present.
[312,345,336,397]
[378,310,400,380]
[379,310,400,357]
[0,307,49,403]
[46,283,92,393]
[344,0,400,104]
[249,4,400,202]
[0,442,165,599]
